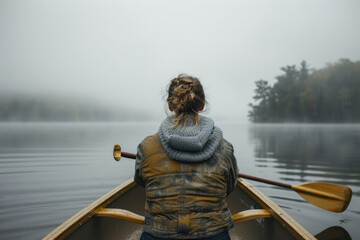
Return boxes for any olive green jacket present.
[135,133,238,239]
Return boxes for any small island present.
[248,59,360,123]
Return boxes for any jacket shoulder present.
[218,138,234,154]
[139,133,164,157]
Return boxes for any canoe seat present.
[95,208,145,225]
[95,208,272,225]
[232,209,271,223]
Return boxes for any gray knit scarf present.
[158,115,223,163]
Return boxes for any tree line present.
[0,96,152,122]
[248,59,360,122]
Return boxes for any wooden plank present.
[95,208,145,225]
[94,208,271,225]
[237,178,316,240]
[232,209,271,223]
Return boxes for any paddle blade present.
[292,182,352,212]
[113,144,121,161]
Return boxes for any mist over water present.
[0,122,359,239]
[1,0,360,122]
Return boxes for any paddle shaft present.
[121,151,136,159]
[119,151,291,189]
[237,173,292,189]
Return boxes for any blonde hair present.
[167,74,206,131]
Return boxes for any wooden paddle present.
[237,173,352,213]
[113,144,352,213]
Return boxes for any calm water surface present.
[0,122,359,239]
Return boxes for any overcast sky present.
[1,0,359,122]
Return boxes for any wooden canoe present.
[42,178,316,240]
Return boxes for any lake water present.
[0,122,359,239]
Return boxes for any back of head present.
[167,74,206,130]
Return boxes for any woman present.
[134,74,238,240]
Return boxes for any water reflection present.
[248,123,360,239]
[249,124,360,188]
[315,226,352,240]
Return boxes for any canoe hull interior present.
[59,181,299,240]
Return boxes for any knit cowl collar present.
[158,115,223,163]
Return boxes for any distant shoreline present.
[0,96,157,122]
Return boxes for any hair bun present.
[166,74,206,130]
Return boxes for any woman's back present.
[134,75,238,239]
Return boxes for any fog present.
[1,0,359,122]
